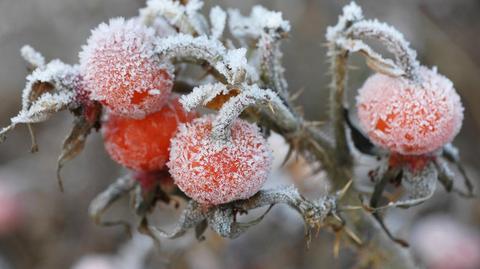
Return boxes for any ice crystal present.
[168,115,272,205]
[79,17,173,119]
[356,66,464,155]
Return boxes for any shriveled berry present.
[102,97,197,172]
[79,18,173,119]
[356,67,463,155]
[168,115,272,205]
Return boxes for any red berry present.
[102,97,197,172]
[356,67,463,155]
[167,115,272,205]
[79,18,173,119]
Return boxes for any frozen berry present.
[167,115,272,205]
[102,97,197,172]
[356,67,463,155]
[79,18,173,119]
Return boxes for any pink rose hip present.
[168,116,272,205]
[79,18,173,119]
[356,67,464,155]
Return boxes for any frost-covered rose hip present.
[79,18,173,119]
[167,116,272,205]
[102,97,196,172]
[356,67,464,155]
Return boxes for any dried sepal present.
[140,185,337,241]
[179,82,230,111]
[1,59,79,147]
[56,102,102,192]
[212,84,298,142]
[139,0,208,35]
[393,162,437,208]
[209,6,226,40]
[335,37,404,77]
[228,5,290,98]
[20,45,45,70]
[228,5,290,43]
[442,144,474,197]
[88,175,136,233]
[155,34,253,84]
[347,19,420,80]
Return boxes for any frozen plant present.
[0,1,474,268]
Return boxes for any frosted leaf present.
[212,84,297,142]
[356,66,464,155]
[228,5,290,42]
[20,45,45,69]
[209,6,226,40]
[325,1,363,42]
[139,0,207,35]
[79,17,173,119]
[179,82,229,111]
[168,115,272,205]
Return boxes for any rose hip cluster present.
[78,18,272,205]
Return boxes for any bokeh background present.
[0,0,480,268]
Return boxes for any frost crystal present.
[79,17,173,119]
[356,66,464,155]
[168,115,272,205]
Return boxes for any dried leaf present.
[57,103,101,191]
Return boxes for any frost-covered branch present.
[141,185,337,240]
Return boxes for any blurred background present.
[1,0,480,268]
